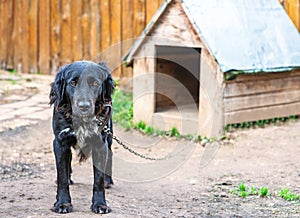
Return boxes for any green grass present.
[225,115,299,132]
[112,89,134,130]
[231,183,300,201]
[279,188,300,201]
[112,89,185,139]
[260,187,269,197]
[231,183,270,198]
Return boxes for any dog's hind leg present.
[52,139,73,213]
[90,137,111,214]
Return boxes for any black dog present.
[49,61,114,214]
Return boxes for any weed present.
[167,127,180,138]
[225,116,299,132]
[135,121,146,130]
[250,186,259,195]
[8,69,16,74]
[239,191,249,197]
[260,187,268,197]
[238,183,246,192]
[9,78,17,85]
[231,183,271,198]
[279,188,300,201]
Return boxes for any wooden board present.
[50,0,61,74]
[121,0,134,77]
[12,0,22,72]
[21,0,29,73]
[38,0,50,74]
[100,0,110,52]
[90,0,100,59]
[81,0,91,60]
[146,0,159,24]
[71,0,83,61]
[61,0,72,63]
[225,89,300,112]
[110,0,121,77]
[4,1,13,69]
[133,0,145,38]
[225,102,300,124]
[133,58,155,123]
[28,0,38,73]
[225,74,300,98]
[283,0,300,31]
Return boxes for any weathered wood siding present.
[0,0,164,76]
[225,70,300,124]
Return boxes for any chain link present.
[103,126,167,161]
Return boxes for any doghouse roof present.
[123,0,300,74]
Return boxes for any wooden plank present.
[28,0,38,73]
[61,0,72,63]
[3,0,14,69]
[12,0,22,72]
[227,70,300,83]
[121,0,134,77]
[100,0,110,52]
[0,0,11,69]
[225,101,300,124]
[199,49,225,137]
[110,0,122,77]
[133,0,146,38]
[71,0,83,61]
[21,0,29,73]
[225,74,300,98]
[283,0,300,32]
[225,89,300,113]
[38,0,50,74]
[82,0,91,60]
[90,0,100,59]
[0,2,2,68]
[50,0,61,74]
[133,58,155,123]
[146,0,159,24]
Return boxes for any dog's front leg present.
[91,137,110,214]
[52,139,73,213]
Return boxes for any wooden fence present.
[0,0,299,77]
[0,0,164,77]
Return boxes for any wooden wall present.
[0,0,163,76]
[281,0,300,31]
[224,70,300,124]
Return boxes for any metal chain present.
[103,126,167,161]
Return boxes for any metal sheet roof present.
[124,0,300,73]
[182,0,300,73]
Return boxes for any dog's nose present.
[78,101,91,112]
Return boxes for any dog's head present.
[50,61,114,118]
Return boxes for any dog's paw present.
[91,204,111,214]
[51,203,73,214]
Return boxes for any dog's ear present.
[97,62,115,101]
[49,64,69,108]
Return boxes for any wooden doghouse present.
[123,0,300,137]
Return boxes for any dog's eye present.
[92,81,99,87]
[70,81,77,87]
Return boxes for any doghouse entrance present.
[155,45,200,111]
[152,45,200,134]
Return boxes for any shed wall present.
[225,70,300,124]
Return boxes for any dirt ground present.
[0,73,300,217]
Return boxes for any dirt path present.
[0,72,300,217]
[0,117,299,217]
